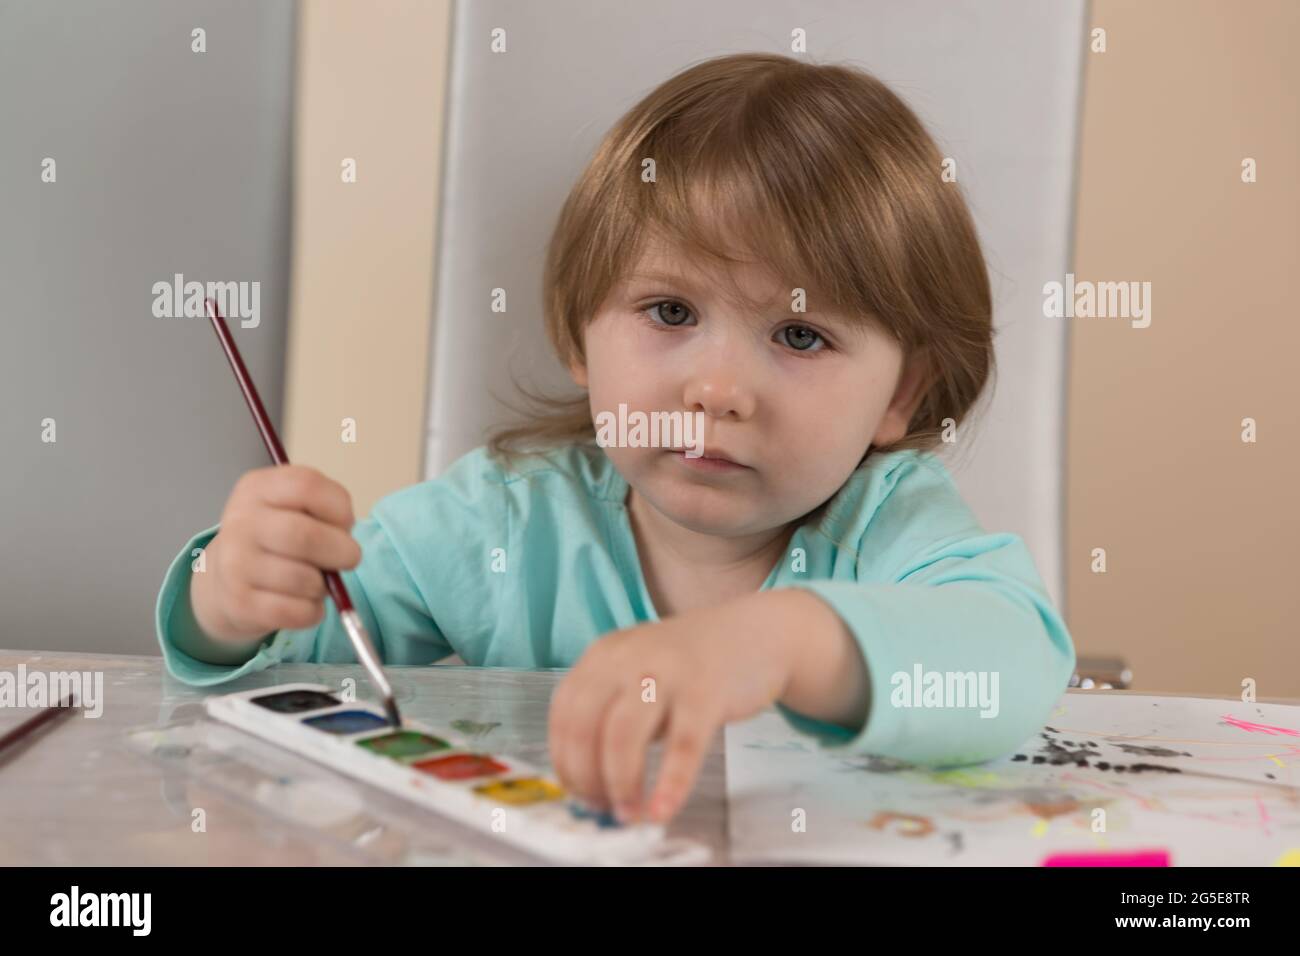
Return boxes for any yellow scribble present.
[929,769,1004,789]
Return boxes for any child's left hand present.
[547,595,796,825]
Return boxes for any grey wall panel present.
[0,0,296,653]
[427,0,1086,608]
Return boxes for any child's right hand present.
[189,465,362,644]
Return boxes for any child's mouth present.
[667,450,750,473]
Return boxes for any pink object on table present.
[1042,849,1171,867]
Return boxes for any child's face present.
[570,237,928,537]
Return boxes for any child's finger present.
[647,701,715,823]
[254,510,362,570]
[548,677,620,809]
[600,692,668,823]
[247,553,328,600]
[241,587,326,633]
[254,465,356,530]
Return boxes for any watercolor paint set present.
[203,683,710,865]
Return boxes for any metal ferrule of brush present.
[339,608,401,726]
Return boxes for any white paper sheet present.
[725,694,1300,865]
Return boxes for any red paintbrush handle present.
[205,298,290,466]
[323,571,355,612]
[206,297,356,615]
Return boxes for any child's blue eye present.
[642,301,830,354]
[780,325,825,352]
[644,300,694,326]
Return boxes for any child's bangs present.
[624,117,883,327]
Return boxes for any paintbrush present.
[204,298,402,728]
[0,693,79,766]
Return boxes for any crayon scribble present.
[1221,715,1300,737]
[1112,742,1191,758]
[867,811,934,838]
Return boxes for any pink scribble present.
[1221,715,1300,737]
[1256,795,1272,836]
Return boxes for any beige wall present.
[1067,0,1299,695]
[283,0,452,517]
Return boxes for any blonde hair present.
[488,52,994,467]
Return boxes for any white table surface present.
[3,649,1288,865]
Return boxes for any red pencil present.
[204,297,402,728]
[0,693,79,766]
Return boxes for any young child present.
[157,53,1074,828]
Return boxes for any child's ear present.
[872,349,931,447]
[567,355,588,389]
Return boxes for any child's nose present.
[682,361,757,421]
